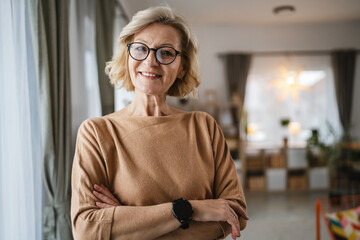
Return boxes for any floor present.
[225,191,331,240]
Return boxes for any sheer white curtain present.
[69,0,102,145]
[244,55,342,145]
[0,0,42,239]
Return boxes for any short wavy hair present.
[105,6,200,98]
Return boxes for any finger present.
[227,200,249,220]
[229,207,239,222]
[100,184,118,200]
[232,230,241,240]
[231,213,240,237]
[94,184,114,200]
[232,231,236,240]
[230,221,237,240]
[94,184,120,205]
[93,190,118,206]
[93,190,119,206]
[227,216,240,239]
[96,201,113,209]
[230,221,239,240]
[94,184,119,203]
[225,205,240,239]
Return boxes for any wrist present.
[172,198,194,229]
[188,200,200,221]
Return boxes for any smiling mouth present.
[140,71,162,78]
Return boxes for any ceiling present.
[119,0,360,25]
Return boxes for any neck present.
[128,90,173,117]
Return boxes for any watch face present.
[174,198,193,220]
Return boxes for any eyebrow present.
[134,39,176,48]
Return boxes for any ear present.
[178,71,186,79]
[177,63,186,79]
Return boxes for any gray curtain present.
[331,50,357,133]
[37,0,73,239]
[95,0,116,115]
[224,54,252,122]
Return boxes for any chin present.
[138,88,167,97]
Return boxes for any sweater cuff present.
[73,207,116,240]
[217,222,232,239]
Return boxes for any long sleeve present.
[71,120,116,239]
[70,111,247,239]
[210,118,247,237]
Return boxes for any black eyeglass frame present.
[127,42,182,65]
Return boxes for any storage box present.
[287,148,308,169]
[309,167,329,189]
[268,154,286,168]
[267,169,287,191]
[246,157,264,170]
[288,175,307,190]
[248,176,265,191]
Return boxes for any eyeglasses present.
[127,42,182,65]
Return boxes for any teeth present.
[142,72,159,77]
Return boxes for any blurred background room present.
[1,0,360,239]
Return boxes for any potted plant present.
[280,118,290,147]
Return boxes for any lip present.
[139,71,162,79]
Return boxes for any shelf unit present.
[244,144,329,192]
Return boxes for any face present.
[128,23,185,96]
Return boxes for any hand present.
[190,199,249,240]
[93,184,121,209]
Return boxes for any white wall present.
[192,22,360,139]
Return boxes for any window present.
[244,55,341,146]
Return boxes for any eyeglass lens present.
[128,43,178,65]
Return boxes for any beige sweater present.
[71,108,246,239]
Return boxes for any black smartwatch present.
[172,198,194,229]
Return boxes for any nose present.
[143,49,159,66]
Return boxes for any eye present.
[159,49,175,57]
[134,46,147,52]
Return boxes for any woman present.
[71,5,248,240]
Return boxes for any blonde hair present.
[105,6,200,98]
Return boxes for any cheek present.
[128,60,139,78]
[168,62,183,79]
[128,59,135,72]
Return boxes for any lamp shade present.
[288,122,301,135]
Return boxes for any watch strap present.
[172,198,193,229]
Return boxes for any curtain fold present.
[95,0,116,115]
[224,54,252,123]
[69,0,102,149]
[37,0,73,239]
[331,50,357,134]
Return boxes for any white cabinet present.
[287,148,308,169]
[309,167,329,189]
[266,169,287,191]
